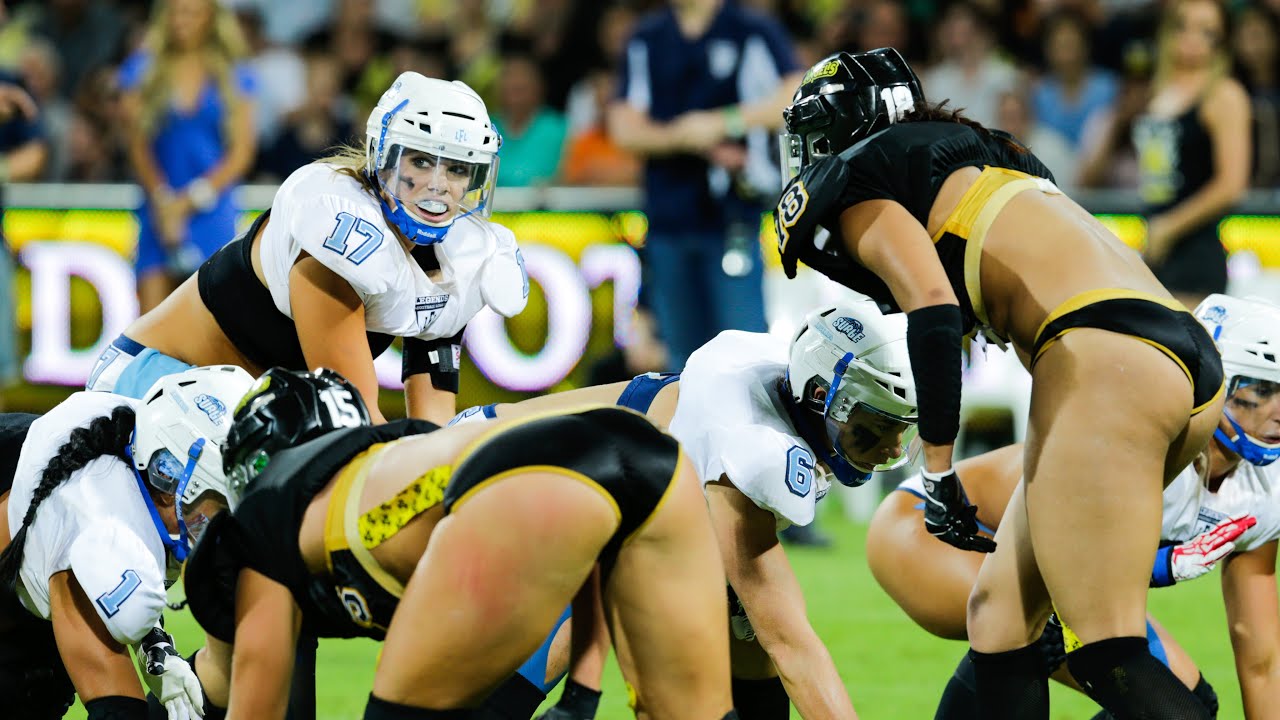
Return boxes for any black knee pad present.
[363,694,470,719]
[1193,674,1219,718]
[970,643,1050,720]
[1067,636,1211,720]
[934,652,978,720]
[84,696,149,720]
[731,676,789,720]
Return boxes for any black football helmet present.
[780,48,924,180]
[222,367,371,503]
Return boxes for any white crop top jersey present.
[260,163,529,341]
[1162,461,1280,553]
[9,392,170,646]
[669,331,831,529]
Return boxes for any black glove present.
[534,679,601,720]
[921,469,996,553]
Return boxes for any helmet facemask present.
[810,362,920,477]
[370,141,498,235]
[1218,376,1280,466]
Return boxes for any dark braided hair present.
[0,406,136,591]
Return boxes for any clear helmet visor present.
[825,402,919,473]
[145,448,186,495]
[1223,376,1280,457]
[374,141,499,225]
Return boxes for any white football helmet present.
[131,365,256,555]
[787,299,919,485]
[366,72,501,245]
[1196,294,1280,465]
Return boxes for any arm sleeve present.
[402,329,465,391]
[906,304,965,446]
[68,522,167,646]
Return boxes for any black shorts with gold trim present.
[1032,289,1225,414]
[444,407,681,576]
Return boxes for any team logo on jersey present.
[338,587,374,628]
[415,294,450,330]
[1194,507,1229,537]
[194,394,227,424]
[775,180,809,255]
[832,317,866,344]
[708,40,739,80]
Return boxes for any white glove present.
[1152,514,1258,587]
[137,626,204,720]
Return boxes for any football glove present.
[137,626,204,720]
[1151,514,1257,587]
[921,468,996,553]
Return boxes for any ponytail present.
[0,406,137,590]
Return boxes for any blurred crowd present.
[0,0,1274,192]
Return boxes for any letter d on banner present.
[22,242,138,386]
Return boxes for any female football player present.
[868,294,1280,719]
[0,366,253,720]
[458,298,917,720]
[183,368,736,720]
[89,70,528,425]
[777,48,1224,717]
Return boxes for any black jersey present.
[776,121,1054,324]
[185,419,436,642]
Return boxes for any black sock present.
[730,676,789,720]
[934,651,979,720]
[1067,636,1210,719]
[552,679,602,718]
[362,694,470,719]
[971,643,1049,720]
[1192,674,1219,718]
[473,673,546,720]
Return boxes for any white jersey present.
[9,392,170,646]
[669,331,831,529]
[260,163,528,342]
[896,460,1280,553]
[1162,461,1280,552]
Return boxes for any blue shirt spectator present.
[1032,11,1118,148]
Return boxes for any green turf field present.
[65,499,1250,719]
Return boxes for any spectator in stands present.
[1134,0,1250,309]
[1077,59,1150,189]
[17,38,69,181]
[922,0,1019,127]
[561,68,641,186]
[565,2,637,139]
[67,65,129,183]
[256,52,355,182]
[27,0,126,100]
[996,89,1078,193]
[1032,9,1117,149]
[1233,3,1280,187]
[492,53,568,187]
[233,6,305,150]
[0,79,46,406]
[119,0,257,313]
[855,0,912,57]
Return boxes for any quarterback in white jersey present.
[868,293,1280,717]
[455,299,919,720]
[87,71,528,427]
[0,366,252,720]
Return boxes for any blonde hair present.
[137,0,249,138]
[315,141,380,198]
[1153,0,1232,89]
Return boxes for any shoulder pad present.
[716,425,819,527]
[775,156,851,279]
[292,194,400,299]
[183,512,245,644]
[69,522,166,645]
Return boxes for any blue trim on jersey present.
[516,604,572,693]
[615,372,680,413]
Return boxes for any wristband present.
[1150,545,1175,588]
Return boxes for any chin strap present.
[1215,413,1280,467]
[126,438,206,564]
[368,171,488,247]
